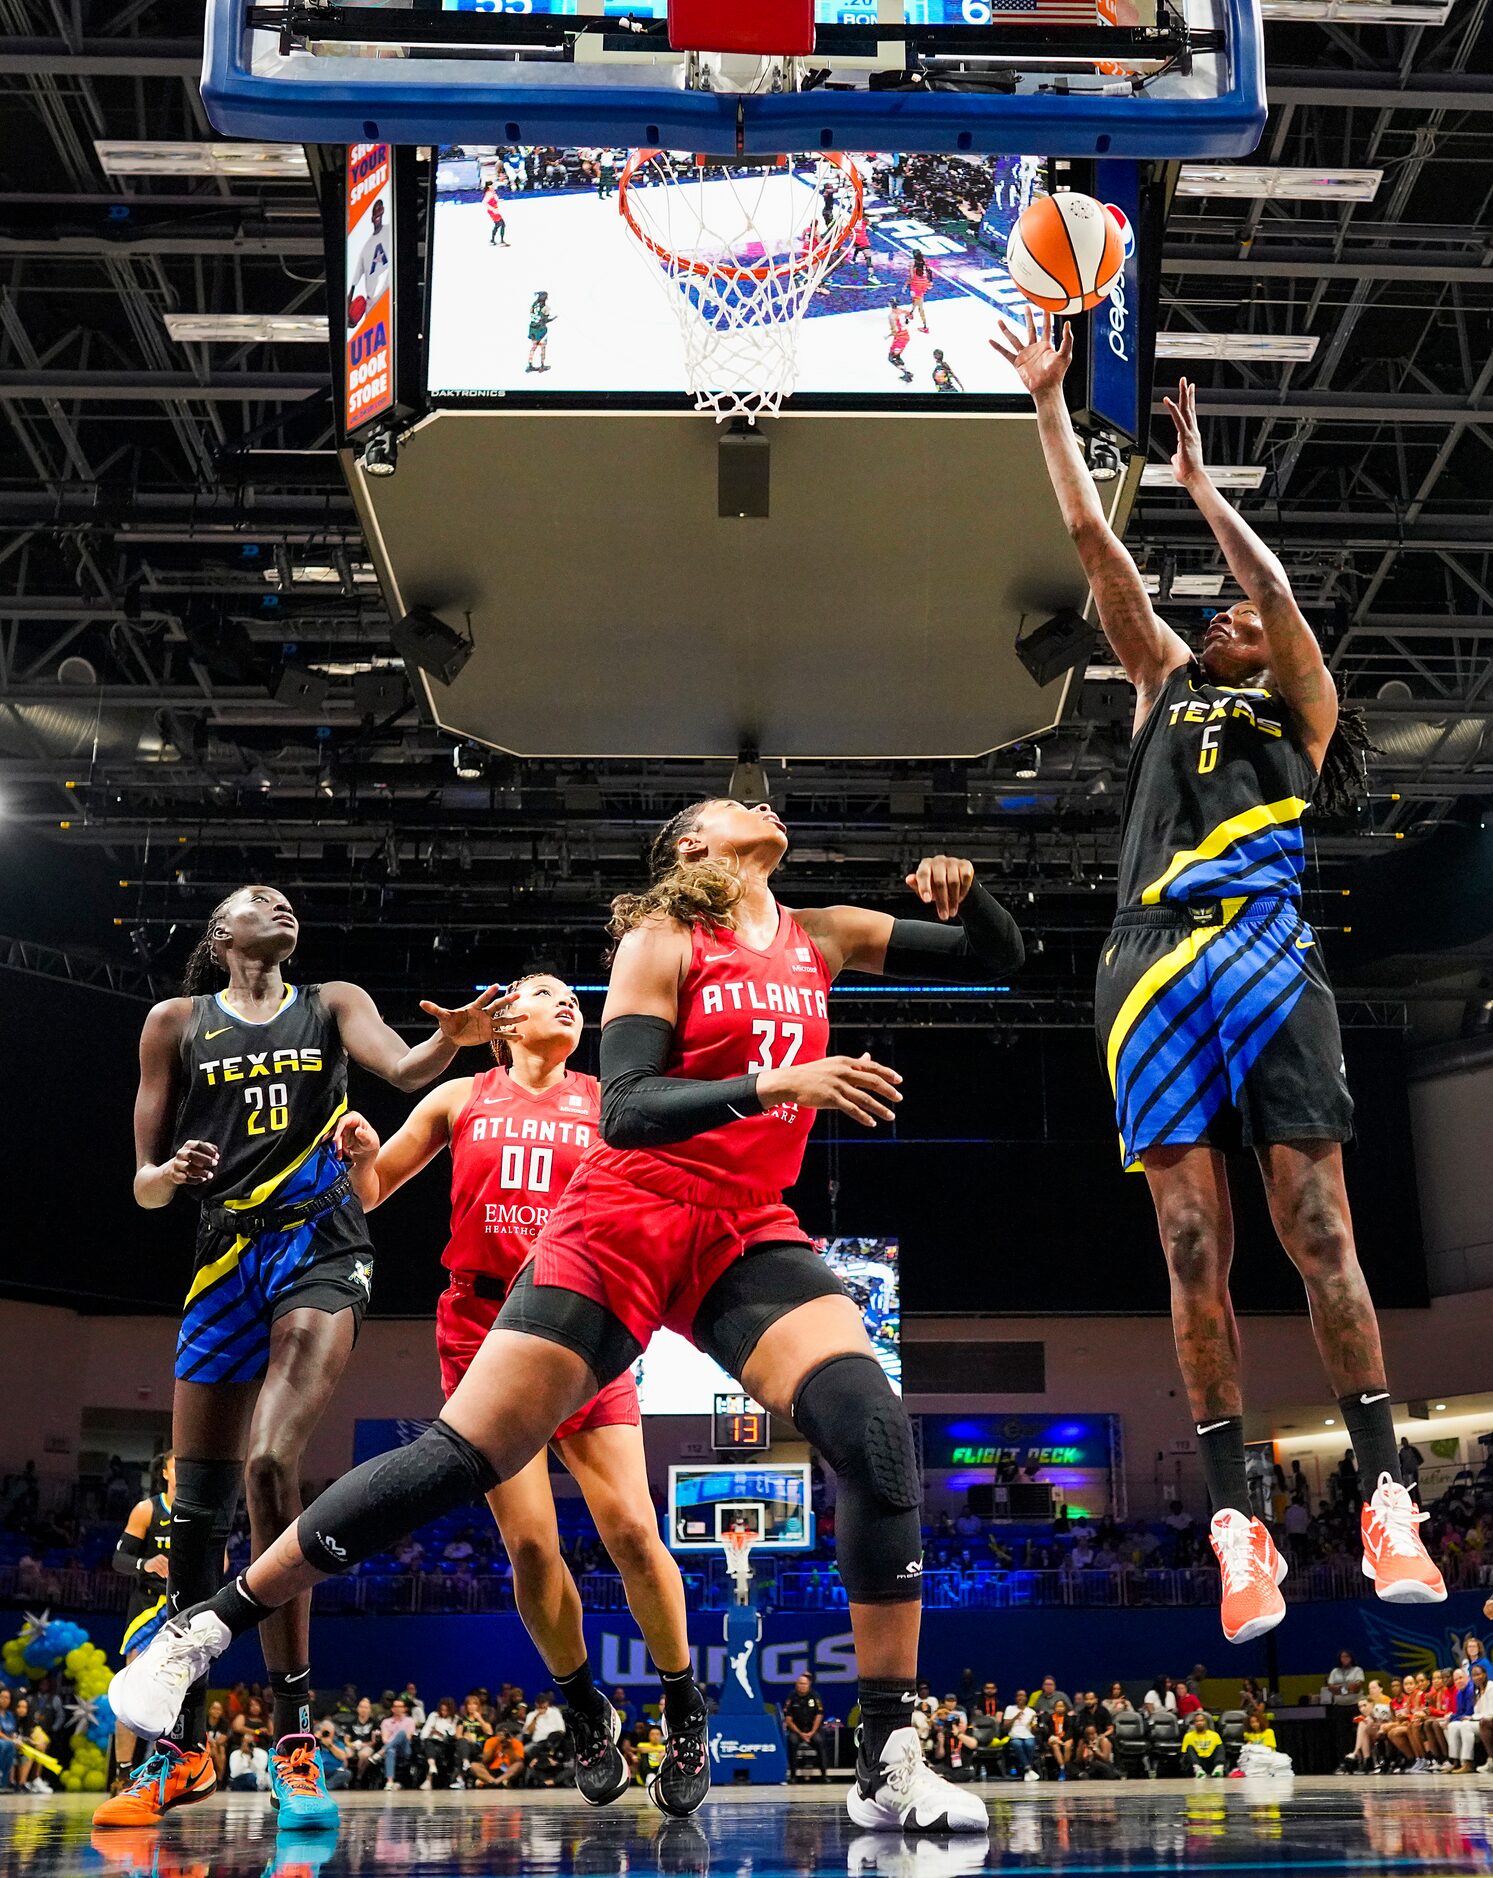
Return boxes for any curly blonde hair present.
[608,801,743,940]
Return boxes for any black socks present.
[1195,1415,1250,1519]
[205,1571,275,1640]
[659,1664,705,1731]
[554,1659,608,1725]
[270,1667,312,1741]
[1339,1390,1398,1502]
[858,1677,917,1765]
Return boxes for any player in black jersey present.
[111,1454,175,1787]
[95,884,515,1831]
[996,312,1445,1643]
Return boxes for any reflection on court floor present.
[11,1779,1493,1878]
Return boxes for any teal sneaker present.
[268,1734,339,1831]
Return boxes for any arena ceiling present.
[1,1,1491,1033]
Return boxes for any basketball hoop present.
[722,1526,756,1605]
[617,151,863,420]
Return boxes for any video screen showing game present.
[426,146,1046,402]
[632,1238,900,1414]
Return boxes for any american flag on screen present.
[979,0,1104,18]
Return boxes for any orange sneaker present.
[1362,1473,1447,1603]
[1209,1508,1287,1643]
[91,1742,216,1827]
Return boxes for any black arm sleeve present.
[112,1531,146,1577]
[599,1013,763,1151]
[881,879,1025,983]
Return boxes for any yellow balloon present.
[83,1771,106,1791]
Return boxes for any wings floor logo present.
[1358,1607,1455,1682]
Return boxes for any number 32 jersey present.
[176,984,348,1210]
[641,908,831,1201]
[444,1066,600,1280]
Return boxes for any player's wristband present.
[882,880,1025,983]
[112,1533,147,1577]
[600,1014,762,1151]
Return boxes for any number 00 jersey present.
[1117,662,1318,910]
[593,908,832,1203]
[175,984,348,1211]
[444,1066,600,1281]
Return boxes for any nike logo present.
[171,1515,191,1524]
[1105,946,1117,966]
[204,1026,233,1040]
[481,1096,512,1104]
[1294,937,1315,951]
[1196,1421,1232,1435]
[704,954,732,964]
[1360,1391,1389,1405]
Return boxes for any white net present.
[618,151,863,420]
[723,1530,756,1604]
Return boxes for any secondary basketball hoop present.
[723,1524,756,1606]
[617,151,863,419]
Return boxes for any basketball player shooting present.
[992,308,1445,1643]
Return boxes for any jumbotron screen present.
[425,147,1045,402]
[630,1238,900,1415]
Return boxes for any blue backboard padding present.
[204,0,1265,159]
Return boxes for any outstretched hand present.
[906,855,976,922]
[334,1112,381,1166]
[419,984,524,1049]
[1163,377,1206,488]
[989,306,1073,398]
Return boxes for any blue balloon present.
[92,1697,114,1733]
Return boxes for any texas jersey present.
[175,984,348,1211]
[598,908,832,1201]
[121,1491,173,1654]
[444,1066,600,1281]
[1117,662,1319,910]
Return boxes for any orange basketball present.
[1006,192,1125,316]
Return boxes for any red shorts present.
[529,1149,810,1354]
[435,1274,641,1443]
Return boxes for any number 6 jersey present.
[176,984,349,1210]
[444,1066,600,1279]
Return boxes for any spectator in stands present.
[474,1722,525,1788]
[400,1681,426,1725]
[1399,1436,1423,1498]
[1443,1666,1476,1772]
[242,1695,271,1750]
[1004,1689,1039,1781]
[1034,1675,1070,1717]
[1143,1676,1177,1715]
[442,1528,476,1565]
[636,1722,666,1787]
[1239,1676,1270,1712]
[500,1686,527,1724]
[1163,1500,1195,1564]
[1475,1665,1493,1774]
[1283,1494,1311,1565]
[0,1688,16,1790]
[1243,1708,1276,1752]
[419,1697,463,1790]
[1040,1699,1075,1780]
[975,1680,1002,1719]
[1329,1651,1366,1702]
[228,1729,270,1791]
[1181,1711,1224,1779]
[1334,1449,1361,1515]
[316,1718,352,1791]
[610,1688,636,1739]
[968,1704,1009,1781]
[345,1696,379,1787]
[1075,1691,1114,1753]
[204,1700,231,1786]
[783,1673,827,1781]
[954,1504,983,1539]
[524,1691,566,1753]
[381,1696,417,1789]
[1383,1677,1425,1770]
[1077,1722,1120,1779]
[1423,1670,1454,1768]
[455,1694,492,1782]
[1176,1679,1203,1721]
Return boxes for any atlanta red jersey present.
[600,907,832,1203]
[443,1066,600,1280]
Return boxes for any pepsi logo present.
[1104,203,1135,260]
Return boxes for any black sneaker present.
[569,1697,630,1807]
[647,1709,710,1818]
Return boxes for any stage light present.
[729,752,770,805]
[1176,166,1381,202]
[452,742,484,780]
[1016,610,1092,688]
[359,429,398,479]
[165,314,329,344]
[94,140,310,178]
[1260,0,1451,20]
[1140,465,1266,489]
[1015,746,1042,781]
[1156,334,1318,364]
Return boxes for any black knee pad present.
[296,1419,499,1575]
[791,1353,923,1603]
[169,1458,242,1609]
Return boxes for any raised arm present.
[133,999,219,1208]
[991,310,1190,719]
[322,981,519,1094]
[793,855,1024,981]
[1165,377,1338,766]
[599,917,903,1141]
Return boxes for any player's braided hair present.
[608,801,743,941]
[1315,704,1374,820]
[180,893,236,996]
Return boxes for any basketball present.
[1005,191,1125,315]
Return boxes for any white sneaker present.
[384,1779,399,1791]
[847,1829,992,1878]
[108,1608,232,1742]
[27,1779,49,1795]
[1022,1768,1039,1783]
[847,1728,989,1834]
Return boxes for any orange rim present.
[617,150,863,284]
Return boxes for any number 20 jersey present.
[612,909,831,1202]
[175,984,349,1210]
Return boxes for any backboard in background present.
[205,0,1264,158]
[668,1462,815,1551]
